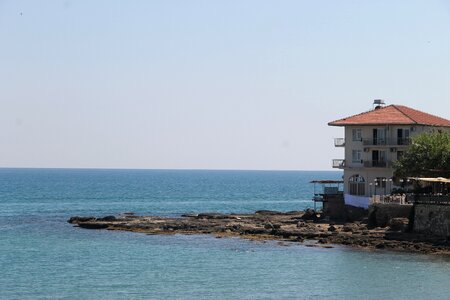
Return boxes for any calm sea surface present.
[1,169,449,299]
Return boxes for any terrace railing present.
[332,159,345,169]
[334,138,345,147]
[407,194,450,205]
[371,195,408,205]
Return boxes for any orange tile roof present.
[328,105,450,127]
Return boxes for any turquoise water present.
[1,169,449,299]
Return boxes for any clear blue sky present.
[1,0,450,170]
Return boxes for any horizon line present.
[0,166,341,172]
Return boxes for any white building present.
[329,101,450,209]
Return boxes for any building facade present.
[329,101,450,208]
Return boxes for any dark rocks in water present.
[181,213,198,218]
[68,216,96,224]
[196,213,228,219]
[300,209,318,221]
[77,222,109,229]
[375,243,386,249]
[98,216,117,221]
[388,218,409,232]
[255,210,284,215]
[67,210,450,255]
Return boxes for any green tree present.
[394,130,450,179]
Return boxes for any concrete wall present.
[323,195,346,220]
[414,204,450,238]
[368,203,413,228]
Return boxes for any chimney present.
[373,99,386,109]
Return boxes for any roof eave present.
[328,122,450,127]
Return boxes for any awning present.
[408,177,450,183]
[310,180,344,184]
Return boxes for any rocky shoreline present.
[68,210,450,255]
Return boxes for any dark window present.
[349,175,365,196]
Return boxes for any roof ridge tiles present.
[328,103,450,127]
[391,104,418,124]
[327,106,382,125]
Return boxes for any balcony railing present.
[396,138,411,146]
[363,138,388,146]
[334,138,345,147]
[363,160,391,168]
[332,159,345,168]
[362,138,411,147]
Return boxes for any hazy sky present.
[1,1,450,170]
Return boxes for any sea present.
[1,168,449,299]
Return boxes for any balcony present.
[363,138,388,146]
[363,160,391,168]
[396,138,411,146]
[362,138,411,147]
[334,138,345,147]
[332,159,345,169]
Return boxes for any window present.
[397,128,410,145]
[372,150,387,167]
[373,128,387,145]
[352,150,362,163]
[352,129,362,141]
[349,175,365,196]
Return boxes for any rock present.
[98,215,116,221]
[68,216,96,223]
[181,213,198,217]
[388,218,409,232]
[297,221,306,228]
[264,223,281,230]
[375,243,386,249]
[301,209,318,221]
[255,210,284,215]
[342,224,356,232]
[328,225,337,232]
[77,222,109,229]
[197,213,227,219]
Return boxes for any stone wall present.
[368,203,413,228]
[323,195,346,220]
[414,204,450,238]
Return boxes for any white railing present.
[332,159,345,168]
[334,138,345,147]
[371,194,408,205]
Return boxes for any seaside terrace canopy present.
[408,177,450,183]
[408,177,450,203]
[310,180,344,195]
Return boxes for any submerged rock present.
[68,216,96,223]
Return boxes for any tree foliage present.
[394,130,450,178]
